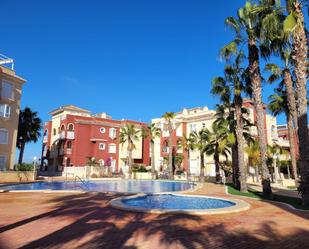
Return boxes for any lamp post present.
[33,156,37,181]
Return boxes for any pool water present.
[0,180,194,193]
[122,194,235,209]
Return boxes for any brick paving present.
[0,183,308,249]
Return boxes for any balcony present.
[59,131,65,140]
[66,148,72,155]
[43,136,48,143]
[66,131,75,139]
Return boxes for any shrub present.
[131,164,149,173]
[15,163,34,171]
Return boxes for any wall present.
[0,171,34,183]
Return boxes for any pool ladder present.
[74,176,90,190]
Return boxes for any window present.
[0,129,8,144]
[100,127,106,133]
[0,155,7,171]
[53,128,57,135]
[109,128,116,138]
[1,81,14,100]
[202,123,206,129]
[190,124,196,132]
[0,104,11,118]
[108,144,116,153]
[60,125,65,131]
[98,159,104,166]
[99,143,106,150]
[67,123,74,131]
[67,141,72,149]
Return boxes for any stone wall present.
[0,171,35,183]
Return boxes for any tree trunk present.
[292,2,309,206]
[235,98,248,192]
[283,69,299,133]
[287,113,298,180]
[168,128,174,180]
[128,143,133,178]
[187,150,191,178]
[199,151,205,182]
[232,142,240,188]
[248,38,272,198]
[255,165,260,183]
[151,142,156,179]
[18,141,26,164]
[214,150,221,183]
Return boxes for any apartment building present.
[41,105,150,174]
[151,99,278,177]
[0,54,26,170]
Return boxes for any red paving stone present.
[0,183,308,249]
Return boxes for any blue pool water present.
[0,180,194,193]
[123,194,235,209]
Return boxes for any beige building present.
[151,99,279,177]
[0,55,26,170]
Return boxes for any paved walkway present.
[0,183,308,249]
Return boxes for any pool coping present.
[0,180,201,194]
[109,193,251,215]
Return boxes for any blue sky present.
[1,0,287,163]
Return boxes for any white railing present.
[43,136,48,143]
[67,131,75,139]
[66,148,72,155]
[59,131,65,139]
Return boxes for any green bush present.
[131,164,149,173]
[15,163,34,171]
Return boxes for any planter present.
[174,174,187,181]
[132,172,153,180]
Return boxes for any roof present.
[49,105,91,115]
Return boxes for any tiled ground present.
[0,183,308,249]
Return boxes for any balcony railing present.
[66,148,72,155]
[59,131,65,139]
[43,136,48,143]
[67,131,75,139]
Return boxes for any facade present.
[0,55,26,170]
[151,99,278,177]
[41,100,283,177]
[41,105,150,174]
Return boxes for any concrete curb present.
[109,193,251,215]
[225,186,309,212]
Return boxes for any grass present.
[227,184,309,211]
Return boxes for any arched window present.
[60,124,65,131]
[67,123,74,131]
[53,128,57,136]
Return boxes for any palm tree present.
[284,0,309,205]
[205,122,234,183]
[212,50,248,192]
[177,135,194,177]
[224,0,283,197]
[119,124,140,176]
[17,107,42,164]
[245,140,261,183]
[189,129,210,182]
[268,88,298,180]
[142,123,161,178]
[162,112,177,180]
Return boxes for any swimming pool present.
[110,194,250,214]
[0,180,195,193]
